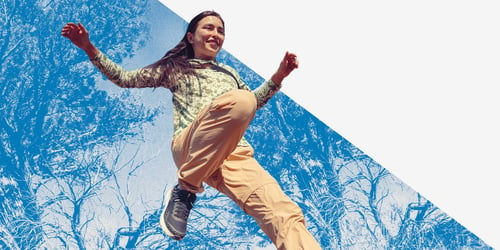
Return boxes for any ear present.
[186,32,194,44]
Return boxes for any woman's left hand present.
[272,51,299,86]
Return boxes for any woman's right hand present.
[62,22,98,58]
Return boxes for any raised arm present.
[251,51,299,109]
[61,23,168,89]
[61,22,99,60]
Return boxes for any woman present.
[62,10,321,249]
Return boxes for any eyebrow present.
[203,23,224,29]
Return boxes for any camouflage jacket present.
[91,52,281,145]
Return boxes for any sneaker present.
[160,185,197,240]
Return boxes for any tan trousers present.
[171,90,322,249]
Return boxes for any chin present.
[208,52,219,59]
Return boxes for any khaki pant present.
[171,89,322,249]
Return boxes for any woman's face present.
[187,15,225,60]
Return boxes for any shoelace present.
[173,199,191,220]
[172,191,195,220]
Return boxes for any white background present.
[161,1,500,248]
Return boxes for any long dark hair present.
[149,11,225,84]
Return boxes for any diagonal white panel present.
[159,1,499,248]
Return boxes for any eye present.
[218,27,225,35]
[202,24,224,35]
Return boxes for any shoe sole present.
[160,188,182,240]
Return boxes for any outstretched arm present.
[61,22,168,89]
[61,22,99,59]
[252,51,299,109]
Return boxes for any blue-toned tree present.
[0,0,156,248]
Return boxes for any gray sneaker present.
[160,185,196,240]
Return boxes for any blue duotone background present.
[0,0,495,249]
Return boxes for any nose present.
[212,30,223,38]
[210,31,224,43]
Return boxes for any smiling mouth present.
[207,40,219,46]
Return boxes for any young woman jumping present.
[62,10,321,249]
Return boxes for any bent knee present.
[233,89,256,109]
[224,90,257,121]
